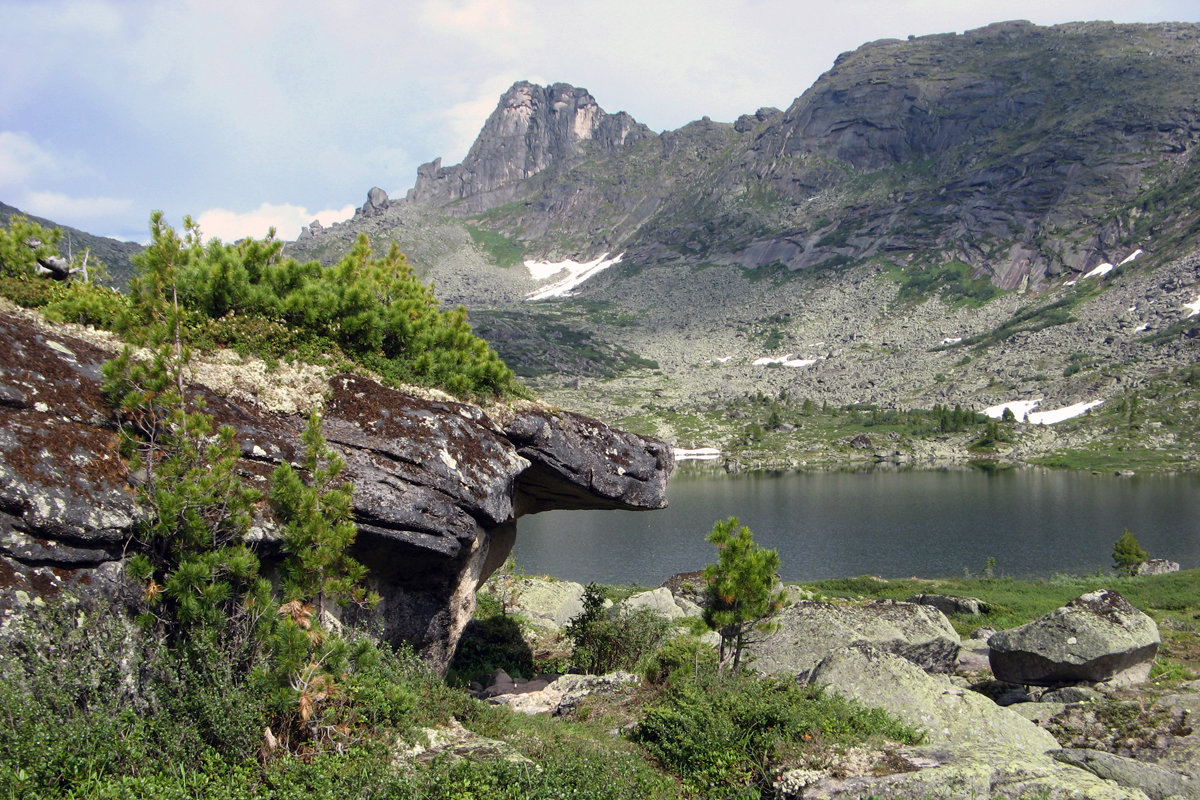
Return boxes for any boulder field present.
[496,577,1195,799]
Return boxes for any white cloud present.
[195,202,355,242]
[25,191,133,219]
[0,132,63,187]
[421,0,526,40]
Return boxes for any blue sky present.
[4,0,1200,243]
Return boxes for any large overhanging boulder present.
[0,306,672,672]
[746,599,961,677]
[988,589,1160,687]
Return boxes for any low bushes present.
[632,667,922,796]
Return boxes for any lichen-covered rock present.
[907,593,985,616]
[780,743,1151,800]
[486,671,639,716]
[0,308,672,672]
[505,577,587,630]
[1050,749,1198,800]
[808,644,1060,752]
[989,590,1160,687]
[1136,559,1180,577]
[747,599,961,677]
[393,719,534,769]
[620,587,701,620]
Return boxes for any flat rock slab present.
[809,643,1060,752]
[1051,748,1199,800]
[781,743,1151,800]
[748,599,961,677]
[989,590,1160,687]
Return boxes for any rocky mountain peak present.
[405,80,653,211]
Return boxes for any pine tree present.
[105,211,262,635]
[1112,529,1148,577]
[270,410,377,620]
[703,517,786,673]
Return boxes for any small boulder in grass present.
[988,589,1159,687]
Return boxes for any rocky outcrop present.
[989,590,1161,687]
[1050,749,1199,800]
[483,671,639,716]
[0,307,672,672]
[747,599,961,677]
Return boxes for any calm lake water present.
[511,467,1200,585]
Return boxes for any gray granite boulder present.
[808,643,1060,752]
[504,577,587,630]
[989,590,1160,687]
[907,593,985,616]
[748,599,961,677]
[620,587,701,620]
[1136,559,1180,577]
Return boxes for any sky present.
[4,0,1200,244]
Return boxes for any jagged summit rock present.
[406,81,652,211]
[359,186,390,217]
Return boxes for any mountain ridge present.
[9,19,1200,468]
[324,20,1200,291]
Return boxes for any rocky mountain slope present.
[288,20,1200,466]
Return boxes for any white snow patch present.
[714,355,733,364]
[1081,262,1114,280]
[1027,400,1104,425]
[1135,323,1149,332]
[1184,294,1200,318]
[1065,280,1077,286]
[1128,305,1138,313]
[674,447,721,461]
[984,399,1043,422]
[524,253,623,301]
[1118,249,1144,266]
[753,354,821,368]
[941,337,962,346]
[984,397,1103,424]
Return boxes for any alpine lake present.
[512,465,1200,586]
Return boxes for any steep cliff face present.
[0,306,672,672]
[406,81,653,214]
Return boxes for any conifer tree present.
[270,410,378,620]
[1112,529,1148,577]
[104,212,263,635]
[703,517,786,673]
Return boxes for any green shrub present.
[152,216,522,399]
[565,584,672,674]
